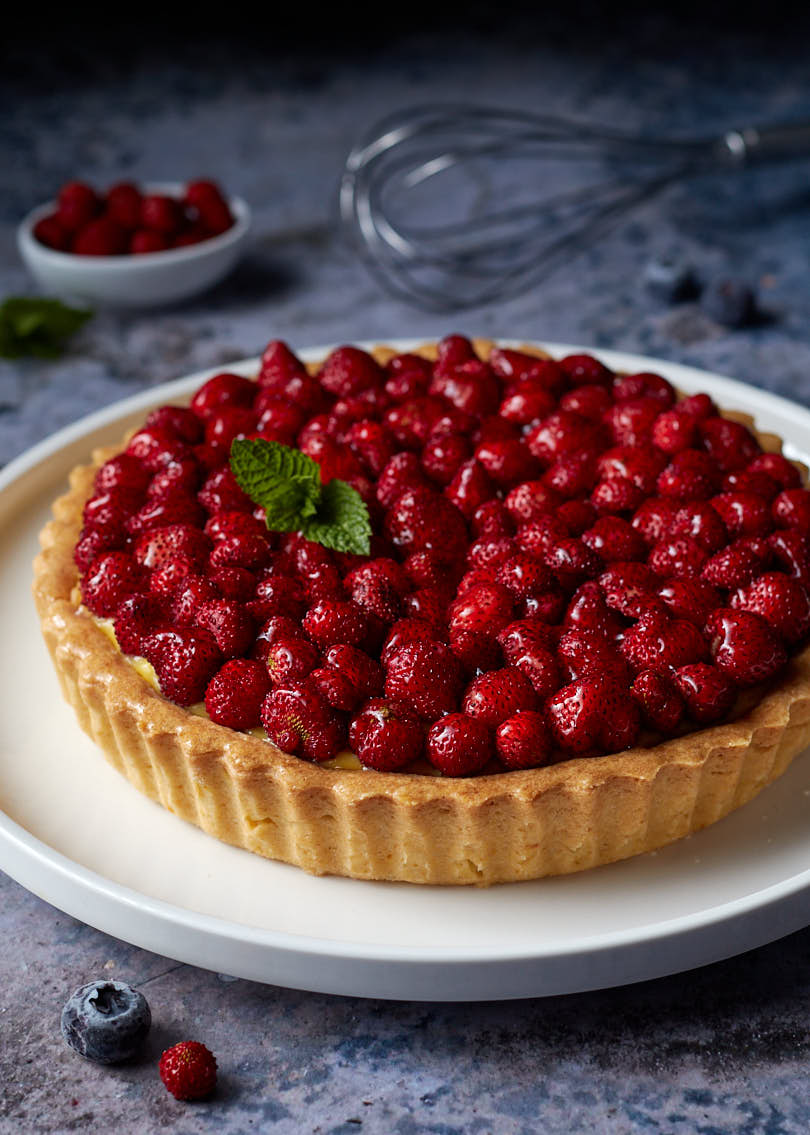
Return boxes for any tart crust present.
[33,341,810,885]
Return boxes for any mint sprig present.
[0,297,92,358]
[230,437,372,556]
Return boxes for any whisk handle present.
[718,122,810,163]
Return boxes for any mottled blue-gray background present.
[3,7,810,1131]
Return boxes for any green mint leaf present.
[302,478,372,555]
[0,297,92,358]
[230,437,323,531]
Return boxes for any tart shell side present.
[32,341,810,885]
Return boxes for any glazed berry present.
[495,711,552,770]
[712,491,772,538]
[184,180,233,233]
[323,644,383,697]
[652,409,697,454]
[631,669,684,733]
[559,353,613,387]
[557,627,628,682]
[559,384,612,420]
[772,489,810,532]
[462,667,539,728]
[504,481,559,525]
[349,698,425,771]
[705,608,788,687]
[599,562,659,618]
[748,453,801,491]
[699,417,760,473]
[113,593,170,655]
[159,1040,218,1101]
[261,681,346,761]
[546,676,640,757]
[604,398,661,447]
[191,372,256,420]
[265,636,320,685]
[648,535,708,580]
[674,663,736,724]
[194,598,255,658]
[542,537,603,591]
[563,581,623,637]
[499,382,556,425]
[448,582,515,641]
[56,181,100,232]
[631,497,678,547]
[582,516,647,563]
[61,981,150,1064]
[657,450,720,501]
[319,345,383,398]
[385,641,464,719]
[657,579,721,627]
[731,573,810,645]
[445,458,494,518]
[73,217,128,256]
[769,529,810,581]
[249,576,307,621]
[81,551,145,616]
[171,576,219,625]
[205,659,271,729]
[142,627,222,705]
[426,712,493,776]
[381,618,442,665]
[670,502,728,553]
[620,611,709,674]
[133,523,210,570]
[702,537,772,589]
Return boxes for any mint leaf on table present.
[229,437,372,555]
[0,297,92,358]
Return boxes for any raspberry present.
[319,345,383,397]
[204,659,271,729]
[33,214,70,250]
[731,572,810,645]
[191,373,256,420]
[385,641,464,719]
[462,667,539,727]
[159,1041,217,1101]
[265,636,320,684]
[631,669,684,733]
[772,489,810,532]
[142,627,223,705]
[73,217,128,256]
[705,608,787,687]
[712,491,773,539]
[547,676,640,757]
[495,711,553,769]
[194,599,255,658]
[113,593,169,655]
[620,611,708,673]
[582,516,646,563]
[261,681,346,761]
[105,181,142,228]
[57,181,100,232]
[701,537,772,589]
[426,713,493,776]
[303,599,369,648]
[81,552,145,616]
[673,663,736,724]
[349,698,425,771]
[557,627,629,682]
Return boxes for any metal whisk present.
[340,104,810,312]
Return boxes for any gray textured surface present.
[4,16,810,1132]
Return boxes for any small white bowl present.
[17,182,251,308]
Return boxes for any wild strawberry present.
[126,425,192,471]
[265,636,320,684]
[457,566,500,596]
[542,451,600,499]
[506,641,562,699]
[94,454,151,495]
[604,398,660,446]
[497,618,556,660]
[204,659,271,729]
[492,711,551,769]
[380,396,443,450]
[404,549,462,591]
[147,457,202,500]
[204,407,257,450]
[651,409,697,454]
[83,488,143,542]
[190,372,255,420]
[648,536,708,580]
[258,339,306,388]
[597,446,667,494]
[159,1040,217,1101]
[385,641,464,719]
[557,627,629,682]
[171,576,220,625]
[254,396,307,444]
[261,681,346,762]
[142,627,222,705]
[375,452,429,509]
[559,383,613,420]
[127,494,205,536]
[701,537,772,588]
[772,489,810,532]
[546,676,640,757]
[401,586,448,627]
[675,392,717,420]
[591,476,646,514]
[705,608,787,687]
[113,593,170,655]
[193,599,255,658]
[542,538,603,591]
[473,439,540,488]
[318,345,383,397]
[148,554,200,596]
[145,406,204,445]
[385,368,429,403]
[448,582,515,641]
[657,450,720,501]
[131,228,171,254]
[322,644,383,699]
[81,552,145,616]
[348,698,425,770]
[462,667,539,727]
[501,482,557,526]
[499,382,556,425]
[631,669,684,733]
[74,527,124,573]
[421,433,471,485]
[345,559,409,622]
[210,566,256,602]
[620,611,708,673]
[303,598,369,649]
[468,537,518,570]
[582,516,646,563]
[599,562,659,617]
[209,533,272,572]
[204,511,266,544]
[431,360,501,417]
[381,618,443,665]
[613,371,675,406]
[657,578,721,626]
[475,415,521,447]
[731,573,810,645]
[670,503,728,553]
[448,626,501,672]
[712,491,773,539]
[344,420,394,477]
[699,417,760,472]
[527,410,604,466]
[722,469,780,501]
[557,500,598,537]
[445,459,494,519]
[769,529,810,581]
[425,713,493,776]
[132,524,210,570]
[563,581,623,636]
[631,497,679,547]
[104,180,142,228]
[673,663,736,724]
[490,347,562,386]
[252,615,307,660]
[748,452,802,491]
[386,488,469,559]
[429,406,477,440]
[248,575,307,621]
[496,554,555,601]
[559,353,613,387]
[198,467,254,514]
[306,668,360,710]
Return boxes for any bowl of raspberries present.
[18,179,251,307]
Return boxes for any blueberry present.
[61,981,151,1064]
[700,278,758,328]
[643,256,700,303]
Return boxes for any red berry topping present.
[705,608,787,687]
[631,669,684,733]
[261,681,346,761]
[620,611,709,674]
[81,552,145,616]
[159,1040,217,1101]
[385,641,464,719]
[582,516,647,563]
[731,572,810,645]
[130,229,170,254]
[748,453,801,491]
[265,636,320,684]
[191,373,256,420]
[772,489,810,532]
[194,599,255,658]
[303,599,369,648]
[426,712,493,776]
[205,659,271,729]
[57,181,100,232]
[673,663,736,724]
[113,593,169,655]
[142,627,223,705]
[495,711,552,769]
[462,667,539,728]
[349,698,425,770]
[547,676,640,757]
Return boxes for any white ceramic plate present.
[4,342,810,1002]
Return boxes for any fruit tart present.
[33,337,810,884]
